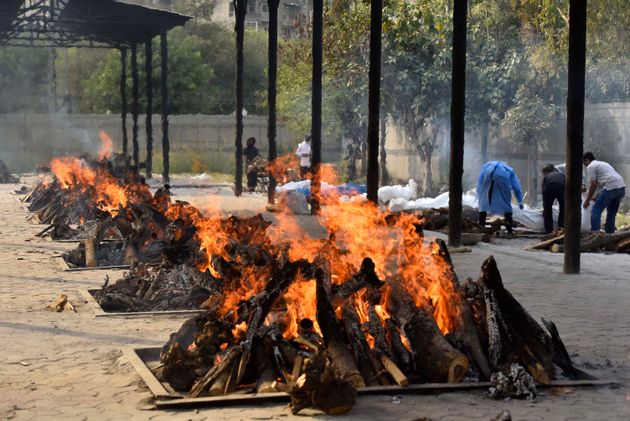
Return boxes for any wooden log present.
[403,302,469,383]
[484,287,550,384]
[379,354,408,387]
[615,237,630,252]
[434,239,491,380]
[541,318,595,380]
[255,341,280,394]
[479,256,554,383]
[289,352,357,415]
[84,239,97,267]
[341,305,379,386]
[526,234,564,250]
[330,257,383,305]
[315,267,366,388]
[189,345,243,398]
[384,318,414,375]
[552,231,630,253]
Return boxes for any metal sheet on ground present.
[126,347,622,409]
[81,290,205,318]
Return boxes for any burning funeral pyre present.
[26,140,592,414]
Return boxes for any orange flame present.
[98,130,114,160]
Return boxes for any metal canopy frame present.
[0,0,190,48]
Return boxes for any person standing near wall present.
[243,137,260,193]
[582,152,626,233]
[296,134,312,179]
[541,164,565,234]
[476,161,524,237]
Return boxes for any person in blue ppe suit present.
[476,161,524,235]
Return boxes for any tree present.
[0,48,51,113]
[82,29,215,114]
[382,0,452,195]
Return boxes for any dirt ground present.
[1,180,629,420]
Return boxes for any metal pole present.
[131,43,140,168]
[448,0,468,247]
[145,37,153,179]
[120,47,128,162]
[160,32,170,183]
[234,0,247,197]
[366,0,382,203]
[267,0,280,204]
[564,0,587,274]
[311,0,323,214]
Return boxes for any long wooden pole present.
[234,0,247,197]
[267,0,280,204]
[366,0,382,203]
[448,0,468,247]
[145,38,153,179]
[311,0,323,214]
[564,0,587,274]
[160,32,170,183]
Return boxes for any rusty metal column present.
[267,0,280,204]
[448,0,468,247]
[310,0,323,214]
[366,0,382,203]
[131,43,140,168]
[145,38,154,179]
[234,0,248,197]
[564,0,587,274]
[160,32,170,183]
[120,47,128,162]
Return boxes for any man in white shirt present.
[295,135,312,179]
[582,152,626,233]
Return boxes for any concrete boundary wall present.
[0,113,343,173]
[383,103,630,206]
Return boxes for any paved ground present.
[0,181,629,420]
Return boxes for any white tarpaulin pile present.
[381,183,592,232]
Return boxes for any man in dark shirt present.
[243,137,260,192]
[541,164,565,234]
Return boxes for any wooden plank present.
[123,348,174,400]
[81,289,205,318]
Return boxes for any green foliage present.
[0,47,51,113]
[82,28,215,114]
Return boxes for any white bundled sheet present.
[377,179,417,203]
[387,190,591,232]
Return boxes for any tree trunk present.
[448,0,467,247]
[480,120,489,164]
[564,0,587,274]
[234,0,247,197]
[366,0,382,203]
[379,115,389,185]
[422,140,434,197]
[267,0,280,204]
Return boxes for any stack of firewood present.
[156,244,589,414]
[527,228,630,253]
[25,153,149,225]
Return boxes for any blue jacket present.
[476,161,523,214]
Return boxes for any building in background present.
[213,0,311,38]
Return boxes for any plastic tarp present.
[385,186,591,232]
[275,180,367,199]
